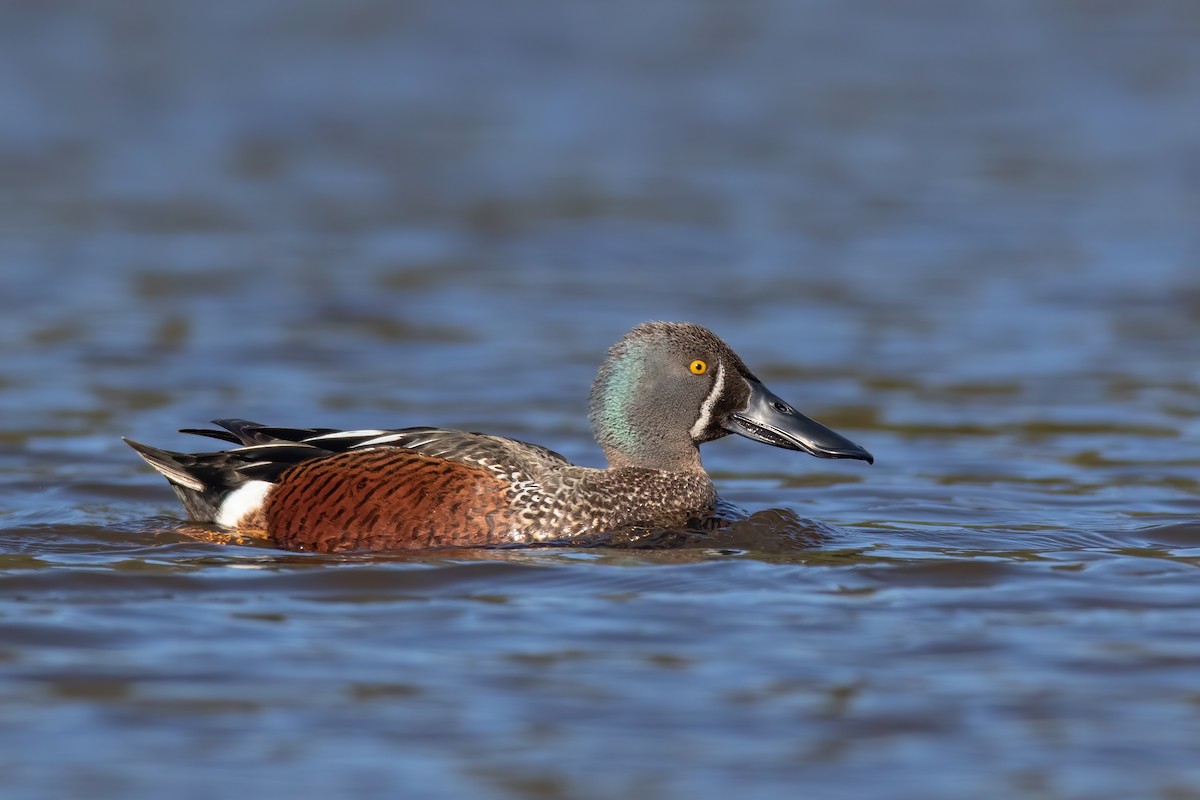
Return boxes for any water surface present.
[2,2,1200,798]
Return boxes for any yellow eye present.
[689,359,708,375]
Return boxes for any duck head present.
[588,322,873,471]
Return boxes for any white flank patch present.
[216,480,272,529]
[690,361,726,440]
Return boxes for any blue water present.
[2,2,1200,798]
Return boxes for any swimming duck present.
[126,322,872,551]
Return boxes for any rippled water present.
[3,1,1200,798]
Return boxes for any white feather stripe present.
[216,481,272,529]
[356,433,418,447]
[150,464,205,492]
[306,430,389,441]
[232,443,320,454]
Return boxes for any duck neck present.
[601,437,705,473]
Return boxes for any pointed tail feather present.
[178,419,273,446]
[124,438,245,522]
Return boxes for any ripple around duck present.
[4,510,1198,612]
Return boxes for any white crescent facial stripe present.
[690,361,726,440]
